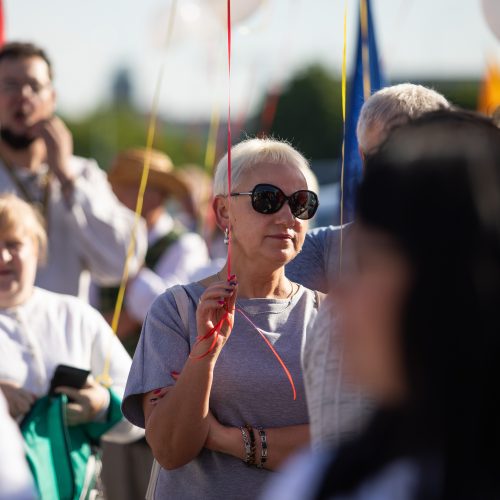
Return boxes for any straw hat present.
[107,148,189,198]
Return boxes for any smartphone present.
[48,364,90,395]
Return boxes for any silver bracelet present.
[239,426,252,465]
[256,427,268,469]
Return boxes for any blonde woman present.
[123,138,321,499]
[0,193,141,498]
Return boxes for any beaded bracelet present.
[244,424,256,466]
[256,427,268,469]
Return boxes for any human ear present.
[212,195,229,231]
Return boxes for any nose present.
[275,201,296,227]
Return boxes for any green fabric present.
[21,388,123,500]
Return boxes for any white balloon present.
[207,0,265,25]
[151,0,218,48]
[482,0,500,41]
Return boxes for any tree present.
[253,64,343,160]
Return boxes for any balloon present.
[482,0,500,41]
[207,0,265,26]
[152,0,218,48]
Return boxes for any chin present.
[268,249,298,267]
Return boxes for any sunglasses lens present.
[289,191,319,220]
[252,185,285,214]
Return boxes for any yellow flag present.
[478,62,500,116]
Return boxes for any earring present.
[224,227,230,245]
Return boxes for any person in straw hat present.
[99,148,209,500]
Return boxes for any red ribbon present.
[190,0,296,401]
[226,0,233,281]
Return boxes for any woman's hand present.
[0,380,36,418]
[55,377,109,425]
[195,276,238,349]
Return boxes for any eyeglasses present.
[230,183,319,220]
[0,80,52,96]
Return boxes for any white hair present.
[357,83,450,153]
[213,138,314,195]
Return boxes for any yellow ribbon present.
[339,0,348,275]
[96,0,179,387]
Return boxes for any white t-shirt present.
[0,287,142,443]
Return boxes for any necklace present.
[216,270,295,300]
[216,270,298,315]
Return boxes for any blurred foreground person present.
[298,84,450,449]
[0,194,142,499]
[100,149,209,500]
[264,110,500,499]
[123,138,321,499]
[0,42,146,300]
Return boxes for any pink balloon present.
[482,0,500,41]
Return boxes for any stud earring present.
[224,227,230,245]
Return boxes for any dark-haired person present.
[263,109,500,499]
[287,84,450,450]
[0,42,146,300]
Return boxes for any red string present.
[226,0,232,281]
[236,308,297,401]
[190,313,229,360]
[190,0,296,400]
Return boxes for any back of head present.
[0,42,53,80]
[357,83,450,154]
[213,137,312,195]
[358,108,500,496]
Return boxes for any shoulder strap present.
[145,459,162,500]
[146,284,190,500]
[170,284,190,333]
[144,227,184,270]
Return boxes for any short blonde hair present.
[357,83,450,153]
[213,138,313,195]
[0,194,47,262]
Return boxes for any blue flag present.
[342,0,385,222]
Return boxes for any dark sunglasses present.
[230,183,319,220]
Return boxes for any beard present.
[0,127,36,150]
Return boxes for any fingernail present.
[229,274,236,280]
[149,397,159,404]
[171,371,179,377]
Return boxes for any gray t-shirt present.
[286,225,345,293]
[123,282,320,500]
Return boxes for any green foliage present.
[252,63,482,161]
[415,79,479,110]
[64,104,206,171]
[253,64,343,160]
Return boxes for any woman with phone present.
[123,138,321,500]
[0,193,141,498]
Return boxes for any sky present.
[4,0,500,120]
